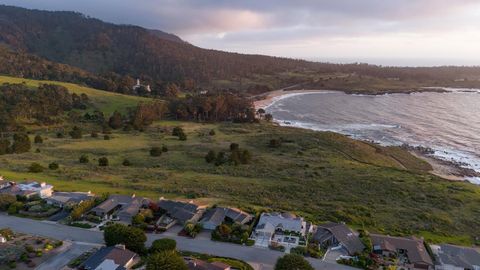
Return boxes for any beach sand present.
[253,89,328,109]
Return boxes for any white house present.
[251,212,309,248]
[17,181,53,198]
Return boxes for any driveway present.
[36,241,99,270]
[0,214,355,270]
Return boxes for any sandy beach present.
[253,89,329,110]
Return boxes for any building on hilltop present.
[132,79,151,93]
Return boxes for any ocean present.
[265,89,480,184]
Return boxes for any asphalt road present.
[0,214,354,270]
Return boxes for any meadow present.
[0,121,479,245]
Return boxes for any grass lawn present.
[0,75,150,114]
[0,121,479,245]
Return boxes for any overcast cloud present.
[1,0,480,66]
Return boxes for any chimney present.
[115,244,126,250]
[40,182,46,187]
[131,193,136,198]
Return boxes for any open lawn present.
[0,121,479,245]
[0,75,150,114]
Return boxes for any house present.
[0,236,6,243]
[46,191,94,208]
[157,199,205,229]
[371,234,434,270]
[90,194,149,224]
[132,79,151,93]
[0,177,12,190]
[313,222,365,255]
[185,258,230,270]
[81,245,139,270]
[0,181,53,198]
[200,207,253,230]
[432,244,480,270]
[251,212,309,248]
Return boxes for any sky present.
[2,0,480,66]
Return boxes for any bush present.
[172,127,184,136]
[122,159,132,166]
[150,238,177,253]
[209,129,216,136]
[34,135,43,144]
[230,143,239,151]
[49,162,59,170]
[28,163,44,173]
[161,145,168,152]
[98,157,109,167]
[0,194,16,211]
[178,132,187,141]
[56,132,65,138]
[104,135,111,140]
[274,254,313,270]
[146,251,188,270]
[205,150,216,163]
[150,147,162,157]
[91,131,98,138]
[104,223,146,254]
[8,201,24,214]
[69,126,83,139]
[290,246,307,256]
[269,138,282,148]
[79,154,89,163]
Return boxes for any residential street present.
[0,214,355,270]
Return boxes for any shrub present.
[269,138,282,148]
[230,143,239,151]
[91,131,98,138]
[98,157,109,167]
[209,129,216,136]
[28,163,44,173]
[146,251,188,270]
[274,254,313,270]
[8,201,24,214]
[205,150,216,163]
[56,132,65,138]
[178,132,187,141]
[104,135,110,140]
[150,238,177,253]
[104,223,146,254]
[49,162,59,170]
[162,145,168,152]
[0,194,16,211]
[150,147,162,157]
[69,126,83,139]
[122,159,132,166]
[34,135,43,144]
[172,127,184,136]
[79,155,89,163]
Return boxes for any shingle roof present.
[316,223,365,255]
[82,245,137,270]
[437,244,480,268]
[256,212,305,234]
[201,207,253,227]
[158,199,202,223]
[371,234,433,266]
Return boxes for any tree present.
[70,199,96,220]
[150,147,162,157]
[146,251,188,270]
[69,126,82,139]
[161,145,168,152]
[172,127,183,137]
[7,201,24,214]
[209,129,215,136]
[0,194,16,211]
[214,152,227,166]
[150,238,177,253]
[28,163,44,173]
[48,162,59,170]
[34,135,43,144]
[178,132,187,141]
[79,154,89,163]
[11,133,31,153]
[108,111,123,129]
[98,157,109,166]
[265,114,273,122]
[205,150,216,163]
[104,224,146,254]
[0,139,10,155]
[274,254,314,270]
[56,132,65,138]
[230,143,239,151]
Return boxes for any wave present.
[264,91,339,110]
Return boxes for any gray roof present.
[371,234,433,266]
[437,244,480,268]
[46,191,93,205]
[256,212,305,234]
[316,223,365,255]
[82,245,137,270]
[201,207,253,227]
[91,194,149,222]
[158,199,201,224]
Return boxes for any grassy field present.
[1,120,479,245]
[0,75,150,114]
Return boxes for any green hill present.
[0,75,150,115]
